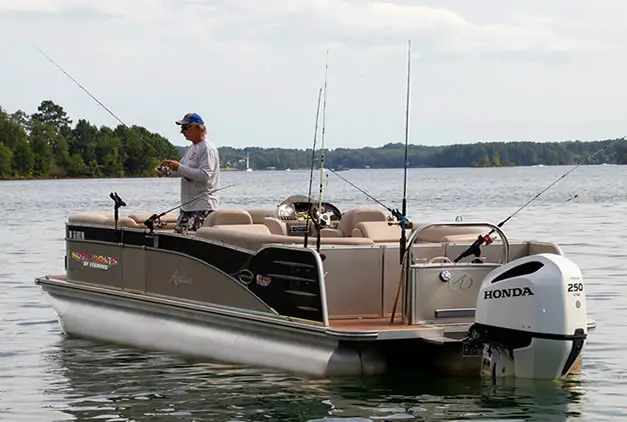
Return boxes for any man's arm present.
[170,148,211,183]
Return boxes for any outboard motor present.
[466,253,588,380]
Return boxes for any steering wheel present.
[308,202,343,228]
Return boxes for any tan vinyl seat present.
[263,217,288,235]
[411,226,485,243]
[203,209,253,226]
[352,221,412,243]
[67,211,112,225]
[320,207,388,237]
[211,224,273,234]
[351,220,485,243]
[129,213,178,224]
[103,216,143,228]
[196,226,375,250]
[128,213,179,229]
[247,208,276,224]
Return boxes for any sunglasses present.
[181,124,192,131]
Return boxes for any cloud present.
[187,1,617,57]
[0,0,161,20]
[0,0,613,57]
[1,0,627,149]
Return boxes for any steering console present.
[277,195,343,231]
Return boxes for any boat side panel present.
[66,240,124,288]
[145,249,273,313]
[122,247,146,293]
[528,242,561,256]
[66,224,252,276]
[245,247,326,323]
[321,247,384,318]
[66,225,328,322]
[381,244,446,316]
[155,232,251,275]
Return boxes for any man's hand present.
[161,160,180,171]
[154,166,164,177]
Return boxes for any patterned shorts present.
[174,210,213,234]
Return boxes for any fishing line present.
[454,136,626,262]
[33,44,173,171]
[327,168,401,219]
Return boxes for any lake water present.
[1,166,626,421]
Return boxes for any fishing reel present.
[156,162,172,177]
[386,208,413,229]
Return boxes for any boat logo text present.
[483,287,534,300]
[169,270,193,286]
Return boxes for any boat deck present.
[41,274,597,334]
[328,317,470,331]
[330,317,428,331]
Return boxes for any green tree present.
[617,144,627,164]
[65,153,88,177]
[12,140,34,176]
[9,109,32,134]
[68,119,98,164]
[31,100,72,138]
[29,121,56,176]
[0,142,12,177]
[0,109,28,149]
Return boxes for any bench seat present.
[196,225,375,250]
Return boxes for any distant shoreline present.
[2,99,625,181]
[1,163,622,182]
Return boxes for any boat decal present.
[256,274,272,287]
[70,251,119,270]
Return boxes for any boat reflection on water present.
[44,337,587,422]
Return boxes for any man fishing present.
[156,112,221,234]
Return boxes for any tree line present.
[1,100,626,179]
[0,100,179,179]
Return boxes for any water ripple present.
[1,168,626,421]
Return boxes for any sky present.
[1,0,627,149]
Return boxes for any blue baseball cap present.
[175,112,205,126]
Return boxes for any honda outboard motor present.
[466,253,587,380]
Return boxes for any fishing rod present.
[315,50,330,253]
[143,183,236,233]
[323,42,414,230]
[304,87,324,249]
[453,136,626,263]
[398,40,412,265]
[33,45,174,174]
[387,40,415,323]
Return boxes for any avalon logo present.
[483,287,534,300]
[239,269,254,285]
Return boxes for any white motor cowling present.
[468,253,587,380]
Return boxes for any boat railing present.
[401,222,510,325]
